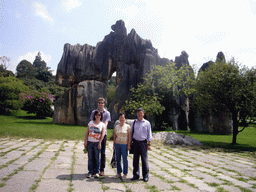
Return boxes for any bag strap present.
[131,120,136,139]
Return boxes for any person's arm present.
[113,128,117,149]
[127,126,131,150]
[98,124,106,149]
[147,122,152,150]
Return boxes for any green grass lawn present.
[174,126,256,152]
[0,110,113,141]
[0,110,255,152]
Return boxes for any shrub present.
[0,77,29,113]
[21,92,55,118]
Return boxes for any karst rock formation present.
[54,20,232,134]
[53,20,190,129]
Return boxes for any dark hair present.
[98,97,105,103]
[118,112,126,118]
[93,111,103,121]
[136,108,144,113]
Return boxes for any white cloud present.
[32,2,54,22]
[62,0,82,11]
[17,51,52,65]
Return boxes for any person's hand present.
[127,145,131,150]
[113,144,115,150]
[147,145,151,150]
[84,142,87,148]
[98,142,101,149]
[96,135,101,139]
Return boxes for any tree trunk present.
[232,111,238,144]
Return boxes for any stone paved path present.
[0,138,256,192]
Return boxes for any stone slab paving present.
[0,138,255,192]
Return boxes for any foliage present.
[194,58,256,144]
[125,62,194,128]
[32,52,53,82]
[106,84,116,107]
[0,77,30,113]
[33,52,47,72]
[0,56,14,77]
[125,84,165,117]
[144,63,195,97]
[0,56,10,70]
[16,53,68,102]
[21,92,55,118]
[20,77,68,101]
[16,60,35,78]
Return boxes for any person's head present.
[118,112,126,124]
[97,97,106,109]
[136,108,145,121]
[93,110,103,121]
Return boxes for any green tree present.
[125,84,165,117]
[0,56,14,77]
[125,62,194,128]
[106,76,117,107]
[33,52,46,72]
[33,52,53,82]
[16,60,35,78]
[0,76,29,113]
[194,58,256,144]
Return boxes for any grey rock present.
[53,80,106,125]
[54,20,191,130]
[152,132,203,146]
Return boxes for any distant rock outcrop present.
[54,20,190,128]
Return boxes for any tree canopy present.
[125,62,194,129]
[0,76,30,113]
[194,58,256,144]
[16,60,35,78]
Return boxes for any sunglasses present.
[98,102,104,104]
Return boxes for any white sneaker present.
[87,174,91,178]
[94,173,99,178]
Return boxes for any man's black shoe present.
[143,177,149,182]
[131,176,139,181]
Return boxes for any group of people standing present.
[84,97,152,182]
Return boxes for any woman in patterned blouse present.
[113,113,131,179]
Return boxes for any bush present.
[0,77,29,113]
[21,92,55,118]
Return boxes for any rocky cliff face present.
[54,20,190,127]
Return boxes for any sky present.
[1,0,256,75]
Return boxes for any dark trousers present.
[92,135,107,173]
[133,140,149,178]
[100,135,107,172]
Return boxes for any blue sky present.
[1,0,256,75]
